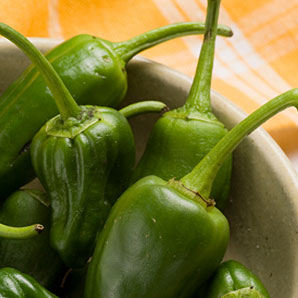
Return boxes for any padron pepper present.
[0,189,65,289]
[0,267,58,298]
[0,23,168,268]
[132,0,232,210]
[196,260,270,298]
[85,88,298,297]
[0,22,233,199]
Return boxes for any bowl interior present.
[0,38,297,297]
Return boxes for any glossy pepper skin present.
[132,0,232,210]
[84,86,298,296]
[0,268,58,298]
[196,260,270,298]
[85,176,230,298]
[31,106,135,268]
[0,189,65,289]
[132,114,232,209]
[0,24,168,269]
[0,22,233,200]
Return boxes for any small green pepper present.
[0,267,58,298]
[196,260,270,297]
[0,22,233,199]
[132,0,232,210]
[85,88,298,297]
[0,189,65,289]
[0,24,167,268]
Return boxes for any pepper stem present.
[0,223,44,239]
[181,88,298,200]
[113,21,232,63]
[119,101,168,119]
[184,0,221,114]
[0,23,81,121]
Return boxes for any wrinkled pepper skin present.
[0,22,233,199]
[0,189,65,289]
[0,35,125,199]
[85,176,229,298]
[31,106,135,268]
[132,111,232,209]
[196,260,270,298]
[0,268,58,298]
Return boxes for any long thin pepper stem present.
[0,23,81,120]
[184,0,221,113]
[181,88,298,199]
[114,21,232,63]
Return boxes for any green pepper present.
[196,260,270,297]
[0,189,66,289]
[132,0,232,210]
[0,23,168,268]
[84,88,298,297]
[0,267,58,298]
[0,22,233,200]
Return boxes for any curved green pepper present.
[0,189,66,289]
[32,105,136,268]
[196,260,270,297]
[0,267,58,298]
[0,24,168,268]
[0,22,233,199]
[85,88,298,297]
[132,0,232,210]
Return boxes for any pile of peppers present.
[0,0,296,297]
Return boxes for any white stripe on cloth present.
[152,0,298,126]
[48,0,63,38]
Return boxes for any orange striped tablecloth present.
[1,0,298,167]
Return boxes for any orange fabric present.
[1,0,298,160]
[0,0,49,36]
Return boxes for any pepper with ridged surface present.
[0,23,168,268]
[0,22,233,199]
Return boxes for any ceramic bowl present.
[0,38,297,297]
